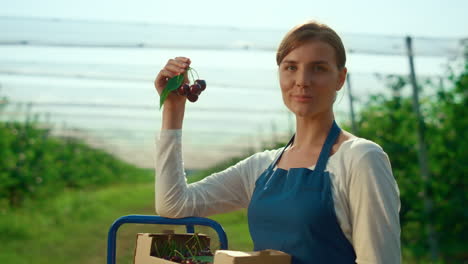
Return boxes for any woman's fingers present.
[161,58,190,81]
[174,56,191,65]
[173,58,192,84]
[160,68,179,79]
[154,57,192,95]
[165,63,185,75]
[168,58,190,73]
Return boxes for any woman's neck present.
[290,110,335,152]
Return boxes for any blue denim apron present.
[247,121,356,264]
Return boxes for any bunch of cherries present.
[161,247,213,264]
[164,256,212,264]
[174,79,207,103]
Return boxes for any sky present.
[1,0,467,169]
[2,0,467,38]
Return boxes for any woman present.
[154,21,401,264]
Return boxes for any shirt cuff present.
[159,129,182,139]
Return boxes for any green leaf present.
[159,74,184,110]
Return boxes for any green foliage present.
[0,120,152,208]
[0,183,156,264]
[355,61,468,262]
[0,182,250,264]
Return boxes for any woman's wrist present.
[161,102,185,129]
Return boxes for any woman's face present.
[279,40,347,118]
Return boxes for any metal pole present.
[345,73,358,134]
[463,38,468,61]
[286,110,294,135]
[258,125,264,150]
[26,102,33,123]
[271,119,277,146]
[248,135,255,154]
[406,36,439,261]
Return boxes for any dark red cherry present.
[170,256,182,262]
[187,93,199,102]
[195,79,206,91]
[177,83,190,96]
[183,83,190,95]
[189,83,202,95]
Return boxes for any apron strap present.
[313,120,341,174]
[268,133,295,170]
[269,120,341,172]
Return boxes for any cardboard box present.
[134,232,291,264]
[134,232,211,264]
[213,250,291,264]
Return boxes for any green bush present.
[354,61,467,262]
[0,121,151,208]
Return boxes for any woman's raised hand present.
[154,56,191,109]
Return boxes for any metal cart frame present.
[107,215,229,264]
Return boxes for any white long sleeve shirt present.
[155,129,401,264]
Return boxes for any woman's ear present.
[337,67,347,91]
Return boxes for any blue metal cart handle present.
[107,215,228,264]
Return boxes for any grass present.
[0,177,438,264]
[0,182,253,264]
[0,183,153,264]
